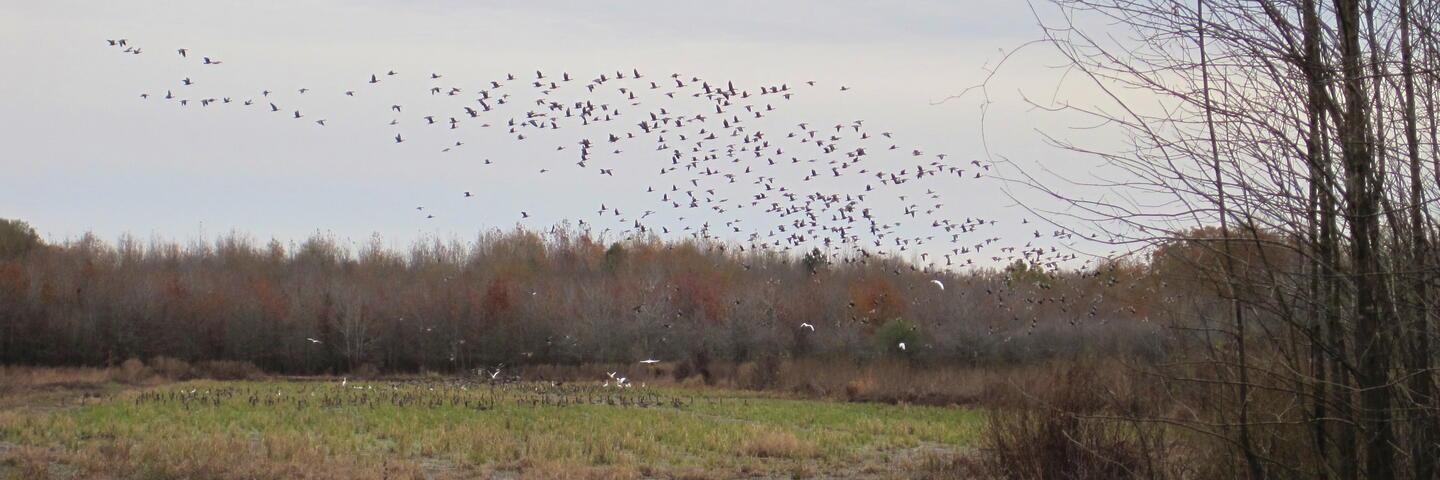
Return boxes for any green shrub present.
[876,318,921,356]
[801,248,828,275]
[603,242,626,272]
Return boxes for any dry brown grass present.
[740,430,818,459]
[0,367,123,413]
[0,362,266,411]
[0,436,433,480]
[0,366,115,392]
[774,358,1092,406]
[515,461,640,480]
[904,449,987,479]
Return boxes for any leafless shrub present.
[907,450,986,480]
[671,361,693,382]
[148,356,193,380]
[351,363,381,380]
[114,358,150,385]
[738,354,782,390]
[979,364,1171,479]
[192,360,263,381]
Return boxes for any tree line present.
[0,219,1163,375]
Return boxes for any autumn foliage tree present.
[0,220,1162,373]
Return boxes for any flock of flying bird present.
[102,37,1140,376]
[104,36,1093,275]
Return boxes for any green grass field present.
[0,378,983,479]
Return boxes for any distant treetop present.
[0,218,42,259]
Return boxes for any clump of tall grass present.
[740,430,817,459]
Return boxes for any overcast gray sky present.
[1,0,1119,267]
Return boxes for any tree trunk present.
[1397,1,1436,478]
[1334,1,1394,478]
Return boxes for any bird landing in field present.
[799,322,815,331]
[930,279,944,290]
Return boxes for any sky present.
[0,0,1126,269]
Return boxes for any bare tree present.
[980,0,1439,476]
